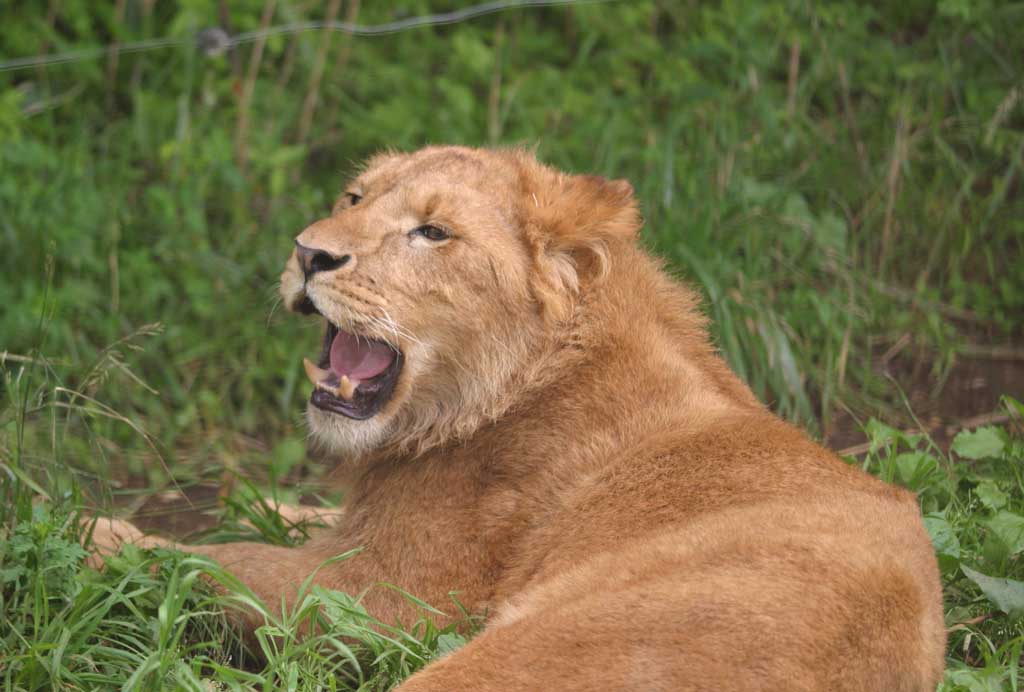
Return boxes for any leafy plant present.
[856,397,1024,690]
[0,502,473,691]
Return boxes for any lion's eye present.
[344,193,362,206]
[410,225,451,242]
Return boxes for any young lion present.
[95,146,945,690]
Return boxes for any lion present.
[92,146,946,691]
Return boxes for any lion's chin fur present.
[306,406,394,459]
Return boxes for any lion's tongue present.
[329,329,395,381]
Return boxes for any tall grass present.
[1,353,473,690]
[2,3,1020,479]
[3,338,1024,689]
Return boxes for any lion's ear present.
[523,170,642,323]
[530,174,641,247]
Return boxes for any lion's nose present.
[295,241,352,279]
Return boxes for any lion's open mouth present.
[302,318,404,420]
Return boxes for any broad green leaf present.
[864,418,923,455]
[986,511,1024,556]
[961,565,1024,617]
[894,451,942,492]
[924,513,960,567]
[942,664,1006,692]
[975,480,1009,511]
[952,427,1006,460]
[435,632,467,657]
[865,418,901,453]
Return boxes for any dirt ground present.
[826,354,1024,453]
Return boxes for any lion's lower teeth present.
[304,358,358,401]
[317,378,356,401]
[337,375,357,400]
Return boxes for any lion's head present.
[280,146,641,457]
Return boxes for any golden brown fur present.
[94,146,945,690]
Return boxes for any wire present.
[0,37,182,73]
[0,0,613,74]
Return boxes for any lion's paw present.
[83,516,169,568]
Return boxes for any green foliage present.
[209,477,331,547]
[1,0,1021,460]
[0,502,472,691]
[954,427,1008,461]
[3,370,1021,689]
[1,504,235,689]
[855,398,1024,690]
[961,567,1024,620]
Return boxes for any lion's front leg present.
[83,513,405,632]
[84,495,342,563]
[85,509,330,598]
[85,516,172,567]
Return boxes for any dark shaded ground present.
[826,354,1024,453]
[131,484,224,538]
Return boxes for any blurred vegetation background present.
[2,1,1024,688]
[2,0,1022,494]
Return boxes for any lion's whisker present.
[379,309,424,347]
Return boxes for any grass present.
[1,0,1023,689]
[3,353,1023,689]
[859,399,1024,690]
[1,521,472,690]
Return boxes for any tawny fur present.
[95,146,945,691]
